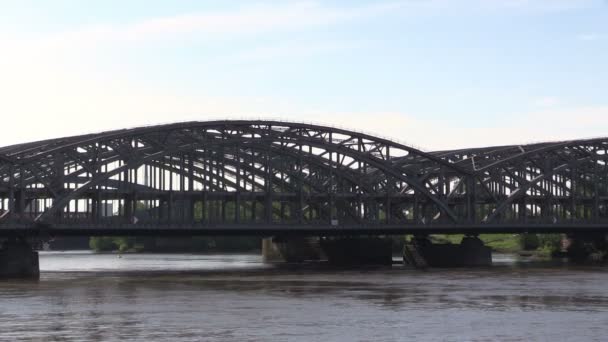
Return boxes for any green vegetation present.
[536,234,562,255]
[425,233,563,255]
[429,234,520,253]
[89,237,136,252]
[518,233,540,250]
[89,237,116,252]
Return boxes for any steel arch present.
[1,121,607,235]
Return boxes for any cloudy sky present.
[1,0,606,150]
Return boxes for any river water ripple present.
[1,252,607,341]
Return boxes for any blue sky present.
[1,0,607,149]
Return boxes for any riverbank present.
[428,233,562,258]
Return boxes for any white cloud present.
[1,1,606,150]
[32,2,398,48]
[19,0,599,49]
[5,0,601,54]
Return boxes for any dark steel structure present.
[0,120,607,236]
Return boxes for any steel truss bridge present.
[0,120,607,236]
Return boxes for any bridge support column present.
[262,238,283,262]
[404,235,491,268]
[262,237,321,263]
[319,237,393,265]
[0,239,39,278]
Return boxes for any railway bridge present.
[1,120,607,275]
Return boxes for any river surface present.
[1,252,608,341]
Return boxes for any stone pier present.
[263,236,393,265]
[262,237,322,263]
[404,235,492,268]
[0,239,40,278]
[319,237,393,265]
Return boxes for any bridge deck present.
[2,223,608,237]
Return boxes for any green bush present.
[89,236,135,252]
[538,234,562,250]
[89,237,118,251]
[518,233,540,250]
[114,237,134,252]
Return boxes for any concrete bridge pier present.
[262,237,322,263]
[0,238,40,278]
[404,235,492,268]
[319,237,393,265]
[262,236,394,265]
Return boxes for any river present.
[1,252,607,341]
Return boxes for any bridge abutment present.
[0,239,39,278]
[404,235,492,268]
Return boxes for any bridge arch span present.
[0,120,607,234]
[0,120,470,232]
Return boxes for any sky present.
[0,0,607,150]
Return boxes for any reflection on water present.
[1,252,608,341]
[40,251,268,273]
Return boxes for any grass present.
[480,234,522,253]
[428,234,522,253]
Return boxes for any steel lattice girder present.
[0,120,607,234]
